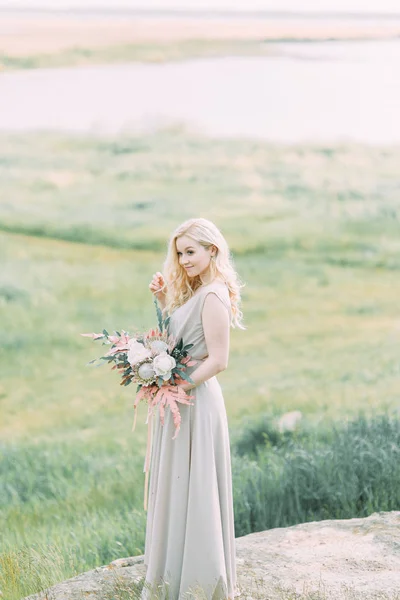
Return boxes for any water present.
[1,40,399,143]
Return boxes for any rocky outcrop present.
[24,511,400,599]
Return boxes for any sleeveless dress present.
[141,280,238,600]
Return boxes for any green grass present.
[0,39,274,71]
[1,130,400,598]
[0,37,391,72]
[232,413,400,535]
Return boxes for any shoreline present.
[1,13,400,70]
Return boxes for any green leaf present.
[175,369,191,381]
[102,329,109,337]
[154,297,163,332]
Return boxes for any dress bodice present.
[167,281,232,363]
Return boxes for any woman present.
[142,217,245,600]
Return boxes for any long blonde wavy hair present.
[161,218,245,329]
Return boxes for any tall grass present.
[232,412,400,536]
[2,414,399,598]
[0,441,146,598]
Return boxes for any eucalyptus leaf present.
[175,369,190,381]
[154,297,163,332]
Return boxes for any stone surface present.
[24,511,400,600]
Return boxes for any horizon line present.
[1,6,400,20]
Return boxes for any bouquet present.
[81,298,197,509]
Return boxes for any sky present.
[1,0,400,14]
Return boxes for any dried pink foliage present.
[134,382,194,439]
[80,332,104,340]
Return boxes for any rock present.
[277,410,302,433]
[23,511,400,599]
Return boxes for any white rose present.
[138,362,156,381]
[150,340,169,354]
[153,352,176,381]
[127,339,152,366]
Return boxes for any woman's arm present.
[179,292,230,391]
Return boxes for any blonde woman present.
[141,218,245,600]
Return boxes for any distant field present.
[1,130,400,598]
[1,13,399,69]
[1,130,400,439]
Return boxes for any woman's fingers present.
[149,272,166,295]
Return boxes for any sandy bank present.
[1,13,400,56]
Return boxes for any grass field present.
[0,39,277,70]
[1,130,400,598]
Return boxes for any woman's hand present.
[172,375,195,394]
[149,272,167,306]
[176,382,194,393]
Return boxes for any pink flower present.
[128,339,152,366]
[101,332,132,356]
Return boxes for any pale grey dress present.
[141,281,238,600]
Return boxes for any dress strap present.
[199,284,232,325]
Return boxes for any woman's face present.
[175,235,215,279]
